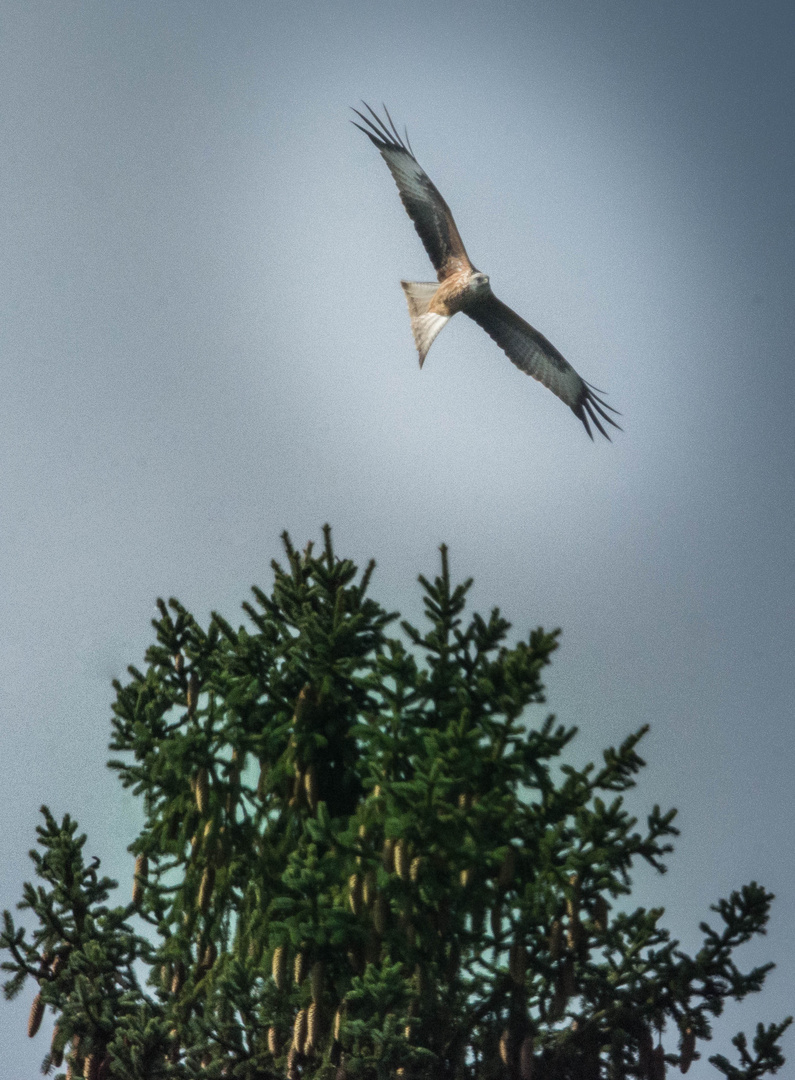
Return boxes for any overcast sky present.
[2,2,793,1074]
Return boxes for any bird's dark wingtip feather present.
[382,103,402,145]
[365,102,397,145]
[577,381,622,439]
[584,380,622,415]
[586,402,610,440]
[588,394,622,430]
[350,118,382,147]
[351,106,387,142]
[577,390,623,440]
[351,103,412,157]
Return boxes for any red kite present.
[352,104,621,439]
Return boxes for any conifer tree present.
[3,528,790,1079]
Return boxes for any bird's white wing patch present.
[401,280,449,366]
[410,311,449,367]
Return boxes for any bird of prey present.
[352,104,621,439]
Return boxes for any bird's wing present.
[352,103,472,280]
[465,294,621,440]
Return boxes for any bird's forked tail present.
[400,281,450,367]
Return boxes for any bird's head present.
[469,271,491,296]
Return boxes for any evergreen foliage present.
[2,528,790,1079]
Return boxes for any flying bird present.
[352,104,621,439]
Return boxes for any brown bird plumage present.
[352,103,621,439]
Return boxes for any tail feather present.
[400,280,449,367]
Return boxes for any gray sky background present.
[2,1,793,1073]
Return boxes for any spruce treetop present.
[3,529,790,1079]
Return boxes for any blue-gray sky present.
[2,2,793,1073]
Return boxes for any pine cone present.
[650,1044,666,1080]
[51,1023,65,1067]
[362,869,376,908]
[286,1044,299,1080]
[306,1002,319,1052]
[132,853,148,907]
[304,764,318,813]
[187,670,199,714]
[348,873,363,916]
[272,945,287,989]
[268,1026,279,1056]
[197,864,215,913]
[680,1028,696,1074]
[310,961,324,1003]
[293,682,315,724]
[394,838,409,880]
[27,992,44,1038]
[333,1004,344,1041]
[294,949,307,986]
[195,767,210,814]
[638,1024,654,1075]
[83,1053,99,1080]
[567,915,584,952]
[171,960,185,995]
[499,1028,511,1066]
[199,941,218,973]
[293,1008,308,1054]
[201,817,215,846]
[382,838,395,872]
[289,767,304,808]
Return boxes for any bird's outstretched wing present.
[466,294,622,440]
[351,103,472,280]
